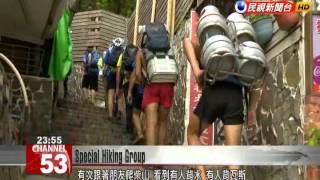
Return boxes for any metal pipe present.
[151,0,157,23]
[167,0,173,35]
[133,0,141,46]
[170,0,176,39]
[0,53,29,107]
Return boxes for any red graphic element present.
[26,144,72,174]
[317,19,320,33]
[313,56,320,94]
[190,11,213,145]
[245,1,295,14]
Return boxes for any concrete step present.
[52,99,132,145]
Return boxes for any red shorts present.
[142,83,174,110]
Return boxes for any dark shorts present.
[132,85,143,110]
[82,70,98,91]
[194,81,244,125]
[106,71,123,90]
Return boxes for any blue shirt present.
[224,75,243,87]
[104,48,111,65]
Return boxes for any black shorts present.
[132,85,143,110]
[106,71,123,90]
[82,71,98,91]
[194,81,244,125]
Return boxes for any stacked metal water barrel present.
[198,5,267,86]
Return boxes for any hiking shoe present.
[132,135,144,145]
[116,112,122,120]
[106,116,113,121]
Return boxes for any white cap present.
[138,25,146,34]
[113,38,124,46]
[103,51,107,59]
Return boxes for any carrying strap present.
[141,32,147,49]
[243,86,249,123]
[142,50,172,83]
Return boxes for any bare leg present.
[158,106,170,145]
[104,79,108,110]
[117,90,126,118]
[140,112,146,134]
[132,109,143,136]
[91,89,96,104]
[224,124,242,170]
[108,89,115,118]
[187,113,211,180]
[132,108,144,144]
[145,103,159,145]
[82,88,89,102]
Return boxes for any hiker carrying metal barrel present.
[135,23,178,145]
[183,5,266,175]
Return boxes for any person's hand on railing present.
[247,109,257,129]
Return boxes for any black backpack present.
[141,23,170,52]
[122,46,138,72]
[108,46,123,67]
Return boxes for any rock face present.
[243,43,304,180]
[167,19,190,145]
[67,62,106,104]
[1,74,53,144]
[251,44,303,146]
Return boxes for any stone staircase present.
[51,100,132,145]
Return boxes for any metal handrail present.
[0,53,29,107]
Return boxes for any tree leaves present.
[307,127,320,146]
[79,0,136,17]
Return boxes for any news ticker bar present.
[1,145,320,166]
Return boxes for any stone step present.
[52,99,132,145]
[57,100,108,114]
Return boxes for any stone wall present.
[67,62,87,103]
[251,44,304,146]
[9,74,54,135]
[67,62,105,106]
[0,73,53,144]
[244,43,304,180]
[168,19,189,145]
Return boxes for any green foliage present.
[246,14,272,24]
[307,127,320,146]
[78,0,136,17]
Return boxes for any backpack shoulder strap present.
[243,86,249,123]
[141,32,147,48]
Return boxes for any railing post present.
[133,0,141,46]
[167,0,173,35]
[151,0,157,23]
[170,0,176,40]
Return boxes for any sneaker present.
[132,134,144,145]
[116,112,122,120]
